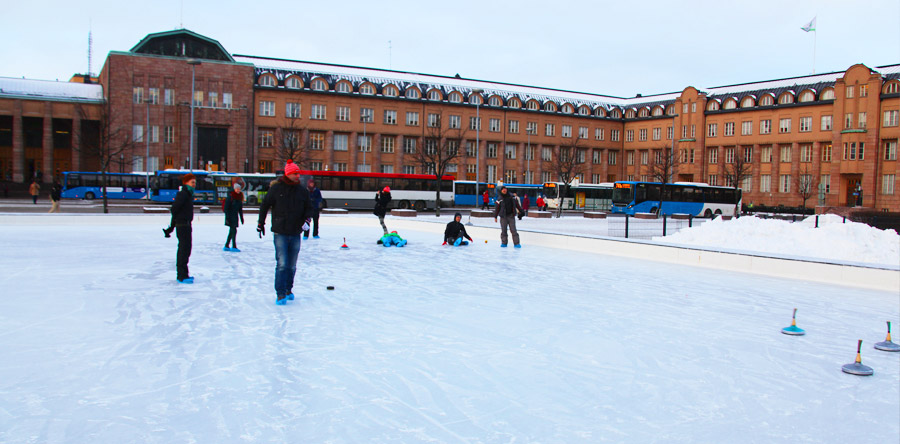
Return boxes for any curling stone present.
[842,339,874,376]
[781,308,806,335]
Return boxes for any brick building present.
[1,29,898,211]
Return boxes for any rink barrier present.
[0,214,896,292]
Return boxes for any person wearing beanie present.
[493,185,524,248]
[303,178,323,239]
[170,173,196,283]
[443,212,473,246]
[223,179,245,252]
[373,186,392,234]
[257,159,314,305]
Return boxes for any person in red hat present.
[373,186,392,234]
[257,159,314,305]
[170,173,196,283]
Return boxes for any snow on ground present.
[0,214,898,443]
[653,214,900,267]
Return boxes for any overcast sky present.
[2,0,898,98]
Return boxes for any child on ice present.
[443,212,473,246]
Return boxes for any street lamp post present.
[187,59,201,170]
[473,88,483,205]
[526,131,530,184]
[362,111,368,171]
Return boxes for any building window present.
[625,130,634,142]
[652,127,661,141]
[885,141,897,160]
[147,88,159,105]
[133,87,143,104]
[760,120,771,134]
[741,121,752,136]
[149,126,159,143]
[541,147,552,161]
[822,143,832,162]
[486,143,498,158]
[336,82,351,93]
[358,135,371,152]
[821,175,831,193]
[333,163,348,172]
[778,93,794,105]
[360,108,374,123]
[448,115,460,129]
[259,75,276,87]
[743,146,752,163]
[708,148,718,164]
[448,92,462,103]
[611,130,620,142]
[608,151,617,165]
[223,92,233,109]
[760,174,771,192]
[844,113,853,129]
[545,124,555,137]
[403,137,417,154]
[707,123,717,138]
[594,128,604,140]
[486,165,497,183]
[858,112,867,129]
[759,95,774,106]
[208,92,218,107]
[821,115,832,131]
[799,91,815,102]
[406,88,421,99]
[592,149,602,164]
[357,164,371,173]
[285,77,301,89]
[360,84,375,95]
[309,162,323,171]
[708,175,718,186]
[259,101,275,117]
[800,144,813,162]
[725,147,735,163]
[406,111,419,126]
[741,176,752,192]
[526,122,537,135]
[741,97,755,108]
[192,91,203,107]
[509,120,520,134]
[334,134,348,151]
[381,136,395,153]
[505,144,516,159]
[311,79,328,91]
[780,145,792,162]
[336,106,350,122]
[884,110,899,127]
[778,118,791,133]
[309,132,325,150]
[164,89,175,106]
[470,117,481,130]
[626,151,635,165]
[164,126,175,144]
[466,141,477,157]
[286,102,301,118]
[258,129,273,147]
[562,125,572,138]
[846,85,855,98]
[525,145,534,160]
[779,175,791,193]
[311,104,326,120]
[132,125,143,142]
[384,110,397,125]
[490,97,503,107]
[760,145,772,163]
[883,174,896,195]
[403,165,416,174]
[489,118,501,132]
[691,125,696,138]
[725,123,736,137]
[799,117,811,132]
[885,83,900,94]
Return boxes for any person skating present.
[29,180,40,204]
[223,180,244,252]
[443,212,473,246]
[171,173,196,283]
[257,159,313,305]
[493,185,524,248]
[373,186,392,234]
[48,180,62,213]
[304,179,322,239]
[481,189,489,210]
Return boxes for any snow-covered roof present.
[0,77,104,103]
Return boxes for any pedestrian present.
[257,159,313,305]
[374,186,392,234]
[29,180,40,204]
[481,189,489,210]
[493,185,523,248]
[304,178,322,239]
[443,212,473,246]
[171,173,196,283]
[537,194,546,212]
[521,193,530,217]
[223,179,244,252]
[48,180,62,213]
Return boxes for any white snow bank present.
[655,215,900,267]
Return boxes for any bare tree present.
[548,136,587,218]
[724,146,753,216]
[74,102,137,213]
[646,145,680,215]
[414,110,467,217]
[275,117,310,169]
[796,166,816,209]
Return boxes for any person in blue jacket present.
[304,178,322,239]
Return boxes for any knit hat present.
[181,173,195,184]
[383,186,391,193]
[284,159,301,176]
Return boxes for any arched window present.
[651,106,663,116]
[798,90,815,102]
[285,76,302,89]
[543,102,557,112]
[722,99,737,110]
[448,91,462,103]
[311,78,328,91]
[666,105,675,116]
[382,85,397,97]
[609,109,621,119]
[625,109,636,119]
[336,81,352,93]
[759,95,774,106]
[594,107,605,117]
[778,93,794,104]
[259,74,276,87]
[741,96,755,108]
[561,104,574,113]
[489,96,502,107]
[638,108,649,117]
[469,94,483,105]
[884,82,900,94]
[428,89,442,101]
[527,100,539,110]
[820,88,835,100]
[707,100,720,111]
[508,98,521,108]
[406,88,421,99]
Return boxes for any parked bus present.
[61,171,153,200]
[610,181,742,217]
[151,169,455,210]
[542,181,614,210]
[453,181,543,207]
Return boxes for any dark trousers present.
[176,225,192,280]
[225,226,238,248]
[273,233,302,299]
[499,215,520,246]
[303,210,320,237]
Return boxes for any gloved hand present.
[302,219,310,232]
[257,222,265,238]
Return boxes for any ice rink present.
[0,214,898,443]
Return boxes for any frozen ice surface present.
[0,215,897,443]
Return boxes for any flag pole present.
[813,24,817,74]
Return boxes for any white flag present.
[801,16,816,32]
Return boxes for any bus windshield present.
[612,186,633,205]
[542,183,558,199]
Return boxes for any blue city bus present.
[453,181,543,207]
[61,171,153,200]
[151,170,238,204]
[610,181,741,217]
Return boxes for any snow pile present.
[655,214,900,266]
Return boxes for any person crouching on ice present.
[257,159,313,305]
[444,212,473,246]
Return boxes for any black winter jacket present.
[224,192,244,227]
[373,191,392,217]
[170,187,194,226]
[444,221,472,242]
[493,193,523,218]
[258,177,313,235]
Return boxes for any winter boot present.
[275,297,287,305]
[287,293,295,300]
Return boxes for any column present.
[42,103,53,183]
[71,106,82,172]
[12,102,24,182]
